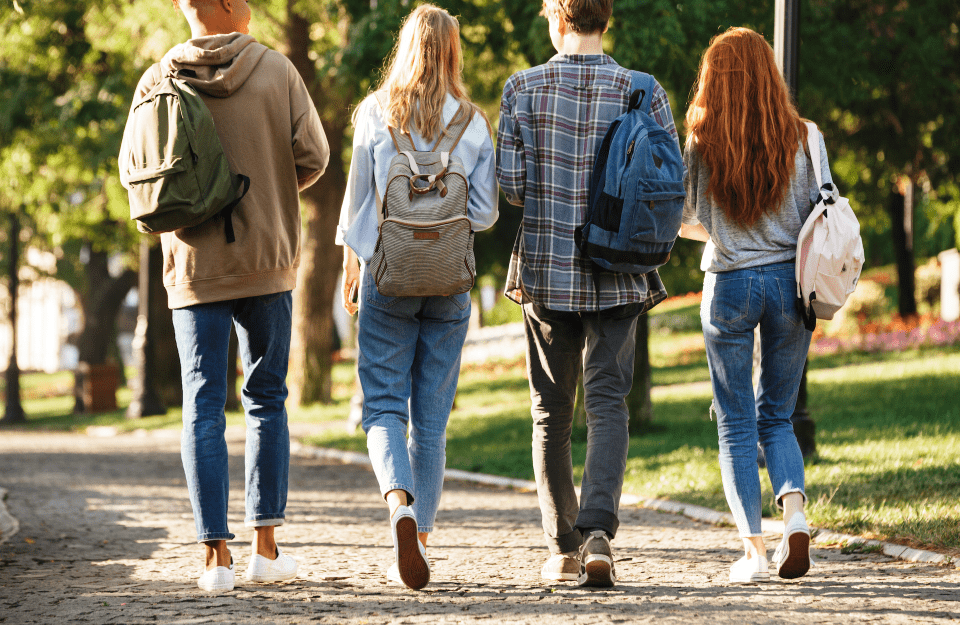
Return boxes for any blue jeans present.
[173,291,292,543]
[701,261,810,537]
[357,268,471,533]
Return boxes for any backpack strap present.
[373,91,416,154]
[804,121,839,208]
[432,103,472,153]
[629,71,656,114]
[220,174,249,243]
[804,121,823,188]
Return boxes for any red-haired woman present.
[680,27,833,583]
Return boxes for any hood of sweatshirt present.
[160,33,268,98]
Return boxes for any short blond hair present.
[540,0,612,34]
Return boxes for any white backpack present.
[796,121,865,329]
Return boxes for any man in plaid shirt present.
[496,0,681,588]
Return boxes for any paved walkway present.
[1,428,957,624]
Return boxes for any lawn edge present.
[291,441,960,571]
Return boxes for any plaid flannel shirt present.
[496,54,679,312]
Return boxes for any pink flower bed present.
[811,319,960,356]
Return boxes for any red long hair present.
[685,27,808,227]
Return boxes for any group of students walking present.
[137,0,830,593]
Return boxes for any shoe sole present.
[246,570,297,582]
[395,515,429,590]
[198,575,235,591]
[542,572,579,582]
[578,556,615,588]
[729,571,770,583]
[777,531,811,579]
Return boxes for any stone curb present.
[0,487,20,546]
[290,441,960,571]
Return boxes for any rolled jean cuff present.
[418,524,433,534]
[245,515,285,528]
[774,488,807,510]
[549,528,584,555]
[576,509,620,540]
[381,484,416,506]
[196,531,235,544]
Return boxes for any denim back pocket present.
[444,291,471,313]
[708,275,751,328]
[776,277,804,327]
[363,271,414,311]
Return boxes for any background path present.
[1,429,957,624]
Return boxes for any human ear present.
[219,0,233,13]
[556,17,567,37]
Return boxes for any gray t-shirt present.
[682,129,832,273]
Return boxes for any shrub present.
[844,279,888,322]
[915,256,942,313]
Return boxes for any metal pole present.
[775,0,816,457]
[774,0,800,96]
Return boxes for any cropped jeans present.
[357,268,471,533]
[173,291,292,543]
[701,261,810,537]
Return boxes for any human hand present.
[342,249,360,316]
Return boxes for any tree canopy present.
[0,0,957,405]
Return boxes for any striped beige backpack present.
[370,95,475,297]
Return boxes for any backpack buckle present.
[409,170,449,197]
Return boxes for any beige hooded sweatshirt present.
[132,33,329,308]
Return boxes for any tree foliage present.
[1,0,957,407]
[798,0,960,255]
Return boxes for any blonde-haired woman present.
[337,4,497,590]
[680,27,833,582]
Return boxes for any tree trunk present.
[626,313,653,433]
[2,211,25,425]
[73,245,138,413]
[126,240,166,418]
[147,244,182,408]
[289,133,347,405]
[284,3,348,406]
[889,186,917,318]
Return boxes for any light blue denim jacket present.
[337,93,499,262]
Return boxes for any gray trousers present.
[522,301,641,554]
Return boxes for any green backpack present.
[119,75,249,242]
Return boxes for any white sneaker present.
[541,552,580,582]
[771,512,811,579]
[386,562,403,585]
[198,558,235,591]
[729,553,770,583]
[245,548,298,583]
[391,505,430,590]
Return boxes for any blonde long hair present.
[360,4,486,142]
[685,27,808,227]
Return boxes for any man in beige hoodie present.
[126,0,329,591]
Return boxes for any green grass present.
[3,361,358,433]
[305,347,960,555]
[6,304,960,554]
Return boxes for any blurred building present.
[0,248,81,373]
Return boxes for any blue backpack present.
[575,72,685,275]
